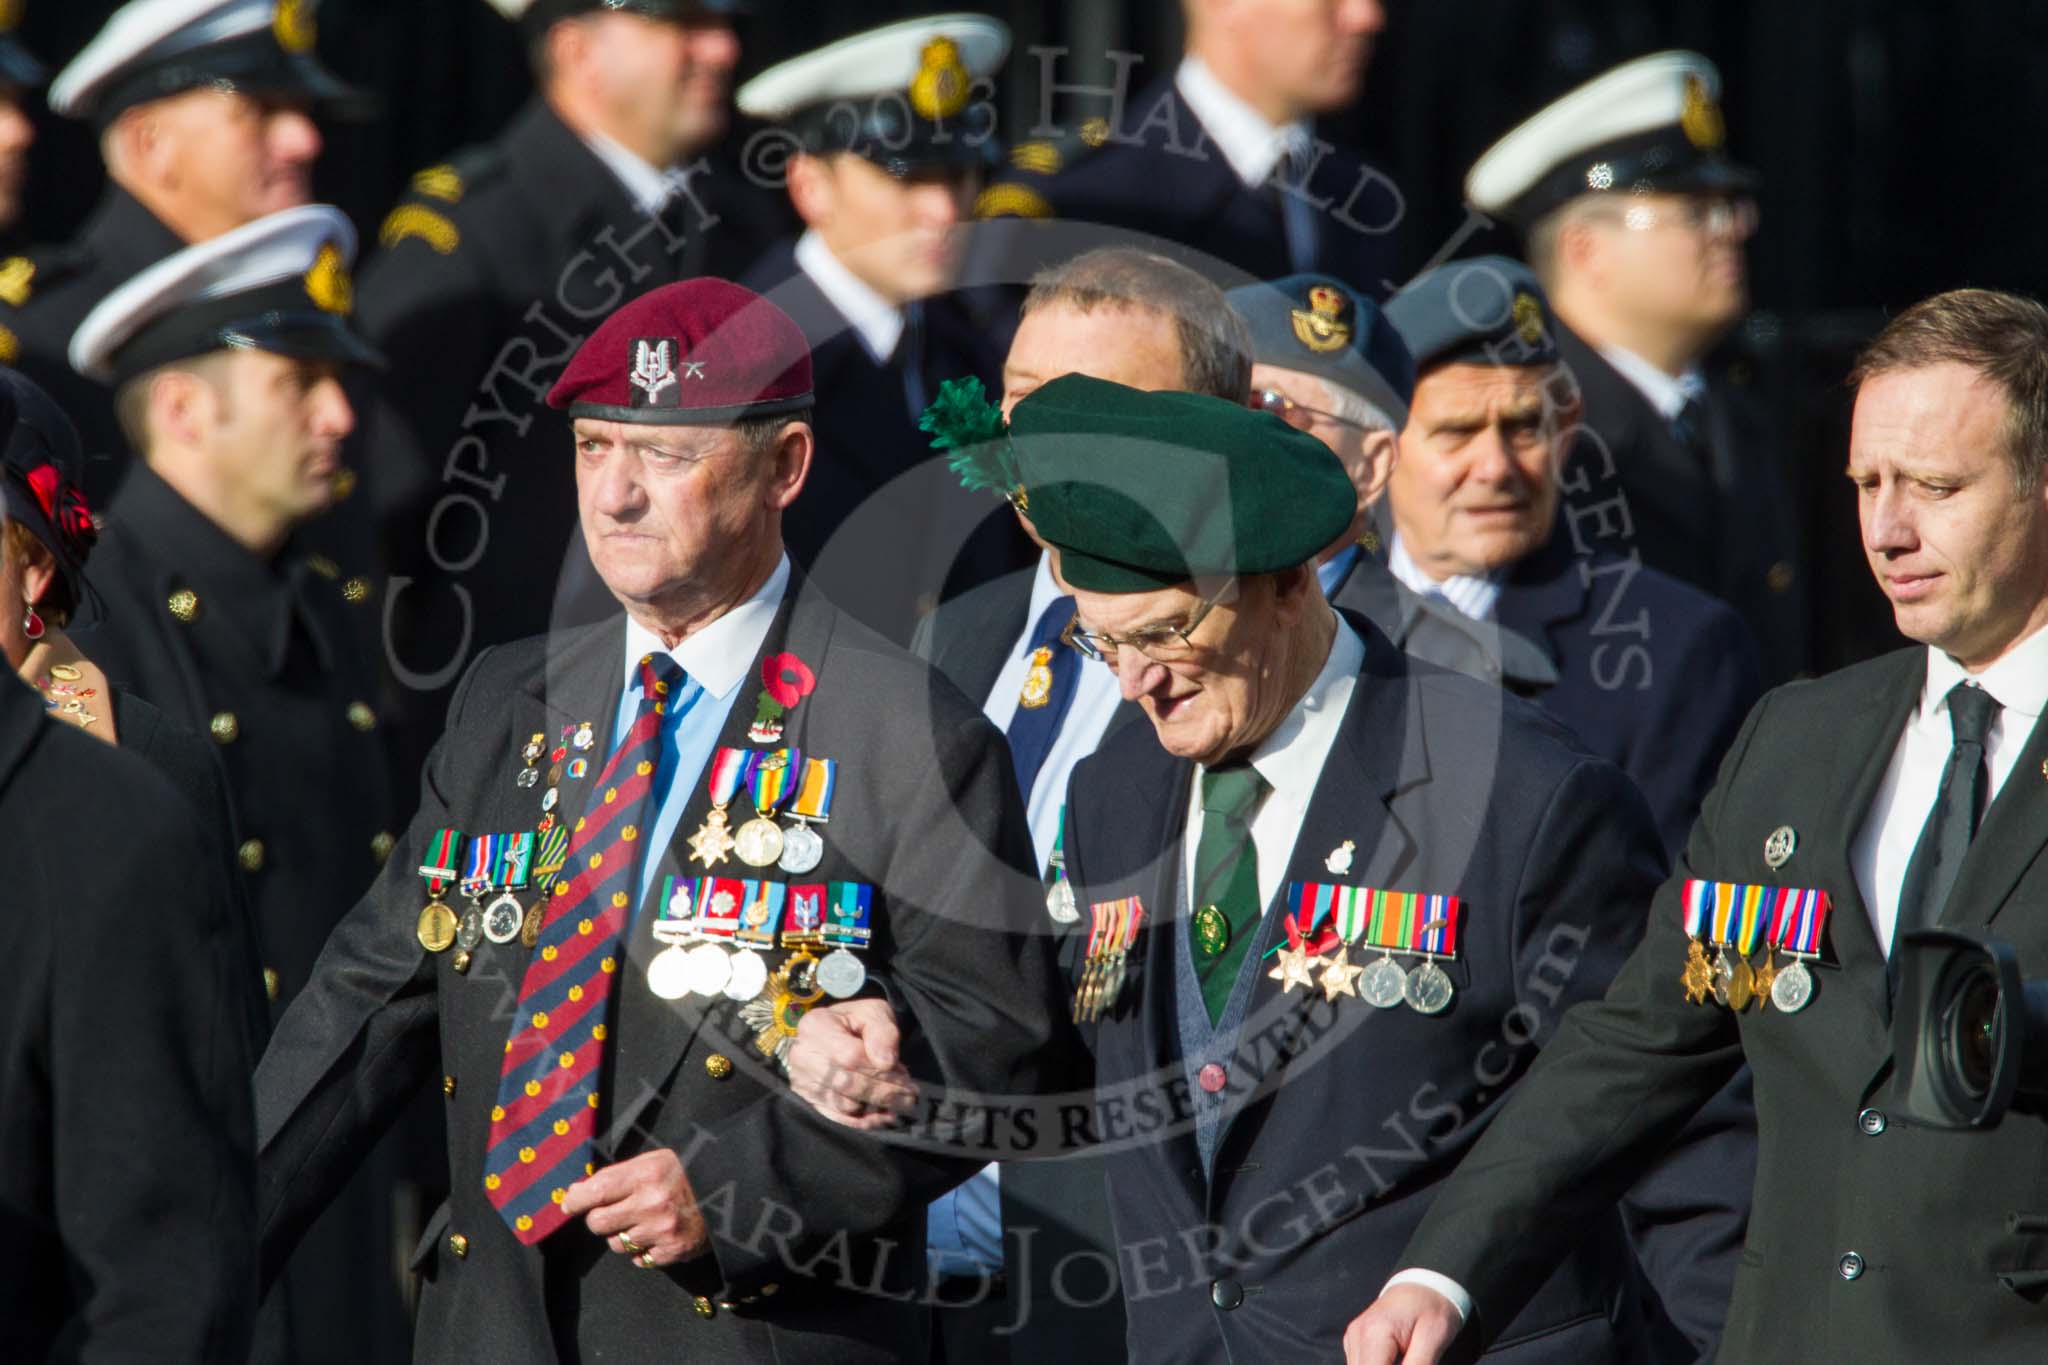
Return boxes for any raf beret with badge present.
[1465,50,1757,230]
[735,13,1009,177]
[546,277,813,425]
[49,0,369,126]
[70,203,382,383]
[1383,254,1560,373]
[925,371,1354,593]
[1225,273,1416,430]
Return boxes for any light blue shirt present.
[1317,543,1361,599]
[615,556,789,918]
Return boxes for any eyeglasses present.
[1060,579,1236,666]
[1248,388,1373,434]
[1605,194,1759,240]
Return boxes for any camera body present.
[1889,928,2048,1129]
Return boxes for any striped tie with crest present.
[483,651,683,1242]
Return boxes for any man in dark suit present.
[4,401,259,1356]
[735,15,1027,642]
[972,0,1401,294]
[0,0,360,506]
[0,15,43,251]
[1464,51,1809,682]
[1379,257,1762,858]
[255,278,1064,1363]
[797,372,1757,1361]
[1346,288,2048,1363]
[358,0,784,785]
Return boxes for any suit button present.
[1858,1108,1886,1136]
[442,1075,457,1097]
[166,588,199,622]
[346,700,378,732]
[1211,1278,1243,1310]
[342,576,372,603]
[371,831,396,863]
[209,711,239,743]
[705,1053,733,1079]
[1838,1251,1863,1280]
[692,1296,716,1319]
[263,968,280,1001]
[448,1233,468,1259]
[1767,561,1796,593]
[238,838,265,872]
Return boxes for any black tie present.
[1670,394,1715,479]
[1892,682,2003,960]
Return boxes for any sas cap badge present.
[628,337,681,408]
[1290,284,1352,354]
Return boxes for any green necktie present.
[1191,763,1270,1023]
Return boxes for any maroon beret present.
[546,277,814,425]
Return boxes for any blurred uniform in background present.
[1467,51,1812,683]
[737,14,1028,642]
[358,0,783,789]
[69,204,414,1364]
[0,0,363,507]
[0,9,44,251]
[974,0,1401,295]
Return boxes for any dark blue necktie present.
[1004,594,1079,798]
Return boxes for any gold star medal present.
[688,747,750,868]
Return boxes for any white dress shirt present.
[793,229,906,365]
[1597,342,1706,425]
[1179,613,1363,917]
[1388,532,1503,623]
[617,555,788,911]
[1851,622,2048,950]
[1175,55,1309,188]
[581,128,692,216]
[982,554,1126,871]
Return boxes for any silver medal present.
[647,944,693,1001]
[516,767,539,789]
[1770,959,1814,1013]
[456,905,485,951]
[724,948,770,1002]
[1360,956,1409,1009]
[1046,877,1080,925]
[1763,825,1797,869]
[817,948,867,998]
[684,942,732,997]
[482,894,525,945]
[1404,961,1455,1015]
[778,821,824,875]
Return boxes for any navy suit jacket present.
[970,76,1403,296]
[1062,616,1674,1364]
[1495,531,1763,860]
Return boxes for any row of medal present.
[1680,879,1831,1013]
[1073,895,1143,1022]
[414,826,571,969]
[686,745,836,876]
[648,875,877,1063]
[1262,884,1463,1015]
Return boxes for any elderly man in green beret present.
[790,372,1693,1363]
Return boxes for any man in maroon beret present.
[254,277,1067,1362]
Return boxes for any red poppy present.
[23,463,97,555]
[760,652,816,709]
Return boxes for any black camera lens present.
[1942,969,2002,1102]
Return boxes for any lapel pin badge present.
[1325,839,1356,876]
[1764,825,1797,870]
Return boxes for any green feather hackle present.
[919,376,1019,497]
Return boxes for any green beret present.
[1006,373,1355,593]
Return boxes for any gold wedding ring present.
[635,1251,658,1271]
[618,1234,645,1255]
